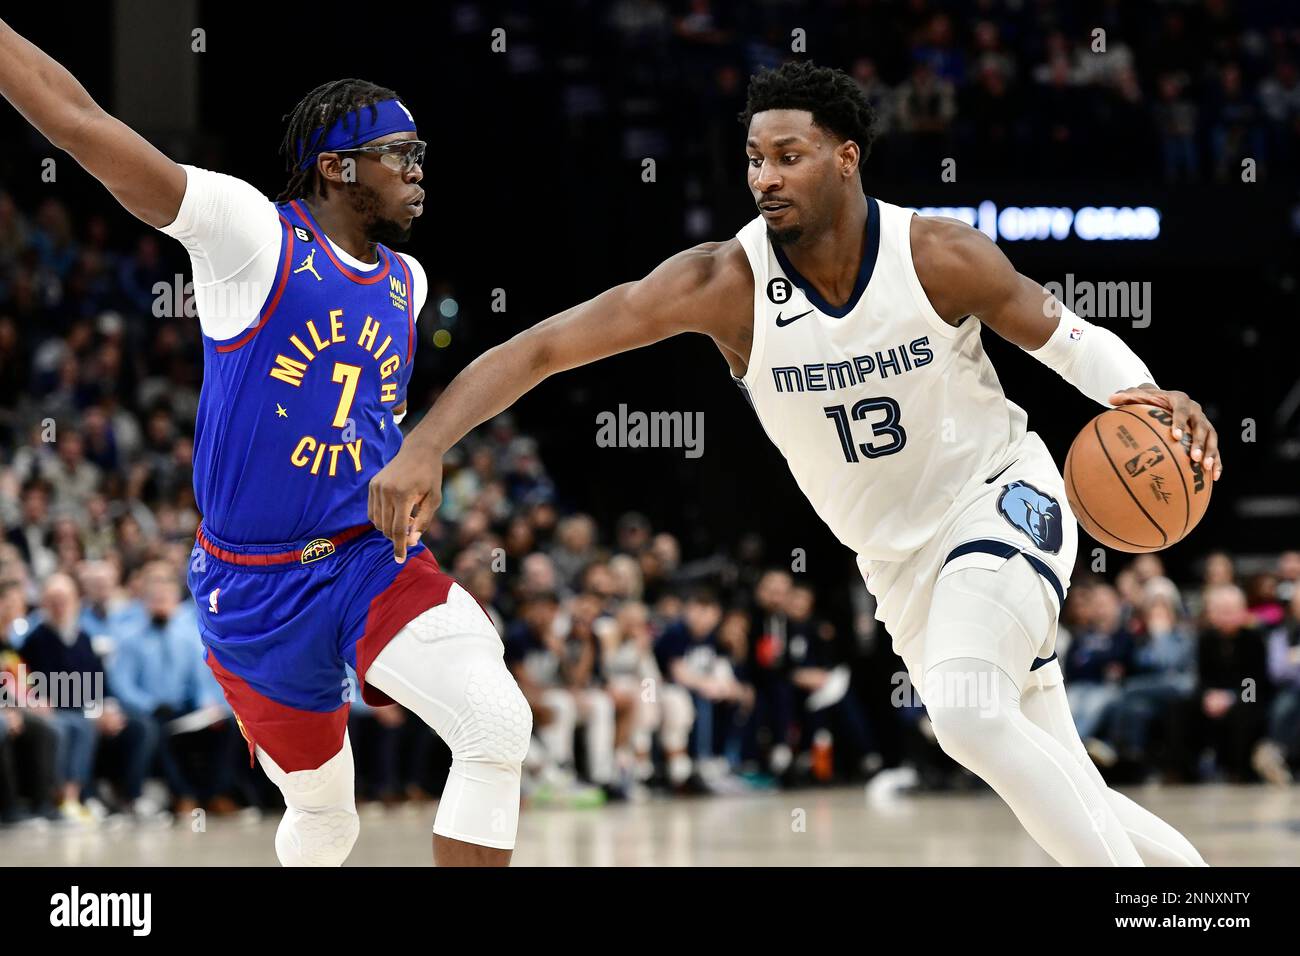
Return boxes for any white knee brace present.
[257,736,359,867]
[367,585,532,850]
[924,556,1059,691]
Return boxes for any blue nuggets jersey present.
[192,199,416,544]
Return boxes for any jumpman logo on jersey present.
[293,248,322,282]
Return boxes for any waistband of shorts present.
[194,521,375,568]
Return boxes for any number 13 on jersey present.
[824,399,907,462]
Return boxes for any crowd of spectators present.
[1056,550,1300,787]
[538,0,1300,188]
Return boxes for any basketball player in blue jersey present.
[0,20,531,867]
[374,61,1224,866]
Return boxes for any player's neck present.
[779,192,869,309]
[303,197,379,264]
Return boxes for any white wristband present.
[1025,307,1156,407]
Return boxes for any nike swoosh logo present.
[984,459,1019,484]
[775,309,813,327]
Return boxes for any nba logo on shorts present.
[996,480,1063,554]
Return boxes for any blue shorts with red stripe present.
[188,522,454,773]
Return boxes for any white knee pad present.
[450,653,534,766]
[257,738,359,868]
[924,556,1058,692]
[366,586,532,850]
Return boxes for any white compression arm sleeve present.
[1023,307,1157,407]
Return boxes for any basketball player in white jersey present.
[373,62,1222,865]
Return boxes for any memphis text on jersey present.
[770,335,934,393]
[267,300,404,476]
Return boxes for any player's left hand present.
[1108,384,1222,482]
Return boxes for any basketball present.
[1064,403,1212,553]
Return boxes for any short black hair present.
[739,61,877,164]
[685,587,720,608]
[278,78,402,202]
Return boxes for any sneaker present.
[1251,740,1293,786]
[58,799,97,828]
[205,795,242,817]
[865,766,921,803]
[129,796,173,826]
[531,779,607,809]
[705,773,752,796]
[527,765,606,809]
[672,773,712,797]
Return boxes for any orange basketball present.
[1064,403,1212,553]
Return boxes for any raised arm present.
[0,18,186,227]
[368,239,751,560]
[910,215,1221,481]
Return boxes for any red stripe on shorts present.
[353,549,452,707]
[203,649,350,773]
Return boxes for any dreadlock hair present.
[277,78,402,202]
[738,61,877,169]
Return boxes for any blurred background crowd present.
[2,0,1300,831]
[583,0,1300,186]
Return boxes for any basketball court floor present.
[3,783,1296,866]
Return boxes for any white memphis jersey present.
[734,196,1029,562]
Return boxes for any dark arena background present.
[1,0,1299,896]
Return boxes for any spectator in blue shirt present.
[108,561,235,815]
[657,589,749,786]
[19,571,150,823]
[1064,584,1135,746]
[77,558,143,642]
[1108,589,1196,778]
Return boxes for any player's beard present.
[347,181,413,246]
[766,224,803,246]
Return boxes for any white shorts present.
[857,430,1078,681]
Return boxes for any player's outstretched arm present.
[0,18,185,227]
[368,241,749,561]
[912,215,1221,481]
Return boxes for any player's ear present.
[838,140,860,180]
[316,152,349,187]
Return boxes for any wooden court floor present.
[3,783,1296,866]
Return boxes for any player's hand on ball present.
[368,443,443,563]
[1108,384,1222,481]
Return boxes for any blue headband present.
[297,98,417,171]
